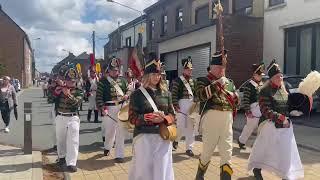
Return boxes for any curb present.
[32,151,43,180]
[233,127,320,152]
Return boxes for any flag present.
[129,33,144,78]
[90,53,95,66]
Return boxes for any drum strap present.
[107,76,124,96]
[139,87,159,112]
[180,76,193,97]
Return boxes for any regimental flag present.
[129,33,144,78]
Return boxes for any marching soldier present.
[195,50,239,180]
[238,63,265,150]
[54,66,83,172]
[86,67,100,123]
[172,56,196,156]
[96,56,129,163]
[47,75,58,150]
[128,52,175,180]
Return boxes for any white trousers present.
[200,110,233,166]
[55,115,80,166]
[176,99,194,150]
[239,116,259,144]
[248,121,304,179]
[88,92,97,110]
[128,134,174,180]
[102,105,125,158]
[50,104,56,146]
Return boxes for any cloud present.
[1,0,157,72]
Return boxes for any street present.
[0,87,320,179]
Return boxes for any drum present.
[118,103,134,133]
[159,123,177,142]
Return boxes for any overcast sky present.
[0,0,157,72]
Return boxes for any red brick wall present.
[217,15,264,87]
[0,10,28,87]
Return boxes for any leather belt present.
[57,112,78,117]
[105,100,125,106]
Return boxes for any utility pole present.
[92,31,96,59]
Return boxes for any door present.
[178,45,210,78]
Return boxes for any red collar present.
[183,74,191,81]
[207,72,219,81]
[270,81,281,89]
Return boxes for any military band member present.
[86,67,99,123]
[171,56,196,156]
[248,60,304,180]
[96,57,129,163]
[128,53,175,180]
[238,63,265,150]
[54,67,83,172]
[195,50,239,180]
[47,75,58,150]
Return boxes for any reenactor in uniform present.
[128,53,175,180]
[54,67,83,172]
[96,56,129,163]
[47,75,58,150]
[86,67,100,123]
[238,63,265,150]
[248,60,304,180]
[195,50,239,180]
[171,56,196,156]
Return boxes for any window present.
[195,5,209,25]
[162,15,168,35]
[176,8,183,31]
[269,0,285,7]
[285,24,320,75]
[149,20,155,40]
[125,37,131,47]
[233,0,252,15]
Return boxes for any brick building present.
[0,5,33,87]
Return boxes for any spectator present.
[0,76,17,133]
[42,81,48,98]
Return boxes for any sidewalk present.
[44,140,320,180]
[0,144,43,180]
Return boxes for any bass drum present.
[118,103,134,133]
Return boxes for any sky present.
[0,0,157,72]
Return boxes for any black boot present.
[253,168,263,180]
[220,164,233,180]
[94,110,99,123]
[238,138,246,150]
[87,110,92,122]
[56,158,66,167]
[173,141,178,150]
[195,160,209,180]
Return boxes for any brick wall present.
[217,15,264,87]
[0,10,25,86]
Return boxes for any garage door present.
[163,52,178,71]
[178,45,210,78]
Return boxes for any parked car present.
[237,75,320,112]
[11,79,21,92]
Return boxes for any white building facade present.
[263,0,320,75]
